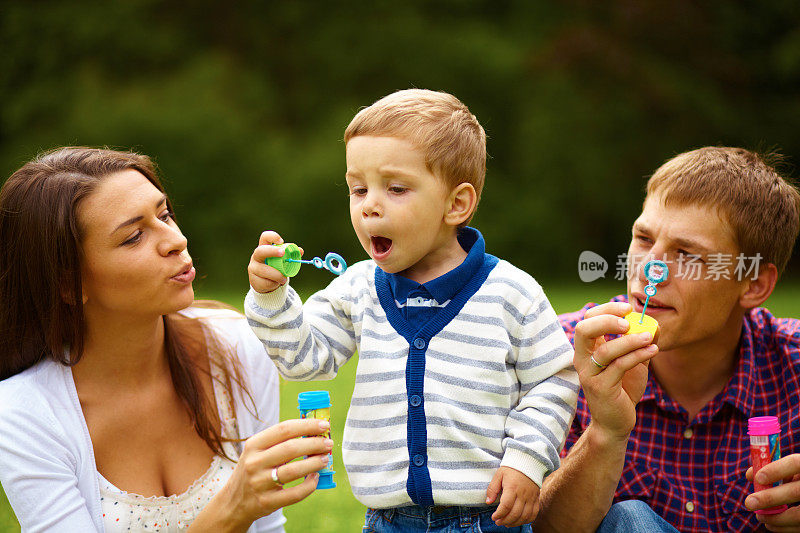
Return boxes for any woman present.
[0,147,330,532]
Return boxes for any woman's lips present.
[171,266,196,284]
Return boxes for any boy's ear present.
[739,262,777,309]
[444,183,477,226]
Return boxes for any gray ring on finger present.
[271,466,284,489]
[590,355,607,369]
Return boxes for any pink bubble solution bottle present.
[748,416,788,515]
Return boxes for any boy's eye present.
[389,186,407,194]
[349,187,367,196]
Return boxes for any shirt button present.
[410,395,422,407]
[683,428,693,439]
[685,501,695,512]
[413,338,426,349]
[413,454,425,467]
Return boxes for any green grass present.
[1,282,798,531]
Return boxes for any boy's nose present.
[361,194,382,218]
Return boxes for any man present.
[537,147,800,532]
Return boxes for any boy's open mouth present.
[370,236,393,259]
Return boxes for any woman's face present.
[77,169,195,318]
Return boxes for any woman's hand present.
[191,417,333,532]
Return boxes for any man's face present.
[626,194,748,352]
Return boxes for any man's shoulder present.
[746,307,800,350]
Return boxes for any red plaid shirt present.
[559,296,800,532]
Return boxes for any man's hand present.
[573,302,659,440]
[745,454,800,531]
[485,466,540,527]
[247,231,303,293]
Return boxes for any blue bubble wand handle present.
[640,260,669,324]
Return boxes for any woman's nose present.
[160,223,188,256]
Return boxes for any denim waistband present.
[370,504,496,525]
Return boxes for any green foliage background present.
[2,1,799,295]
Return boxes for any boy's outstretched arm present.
[245,230,358,381]
[486,466,540,527]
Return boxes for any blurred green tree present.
[1,0,798,294]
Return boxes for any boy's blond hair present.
[646,146,800,276]
[344,89,486,223]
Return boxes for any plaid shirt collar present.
[641,317,756,421]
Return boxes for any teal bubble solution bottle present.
[298,391,336,489]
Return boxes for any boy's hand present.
[486,466,540,527]
[248,231,302,293]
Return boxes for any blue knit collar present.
[384,227,485,304]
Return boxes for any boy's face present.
[627,194,748,352]
[345,135,460,282]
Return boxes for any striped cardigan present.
[245,258,578,509]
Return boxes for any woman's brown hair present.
[0,147,251,459]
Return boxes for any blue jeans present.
[363,506,533,533]
[595,500,679,533]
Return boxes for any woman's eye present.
[122,231,143,246]
[159,210,174,222]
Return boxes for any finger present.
[583,301,633,320]
[485,470,502,504]
[246,419,330,452]
[746,466,754,481]
[491,488,514,523]
[261,472,320,513]
[756,504,800,530]
[500,496,525,527]
[520,498,538,525]
[273,454,330,485]
[248,259,288,286]
[583,331,656,371]
[251,243,288,264]
[253,437,333,472]
[745,481,800,512]
[587,344,658,387]
[754,455,800,487]
[258,231,284,246]
[573,314,633,361]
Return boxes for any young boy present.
[245,89,578,532]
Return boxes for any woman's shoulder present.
[0,360,79,441]
[0,359,69,406]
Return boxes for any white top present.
[0,307,286,533]
[245,258,578,508]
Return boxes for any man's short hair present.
[344,89,487,220]
[646,146,800,276]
